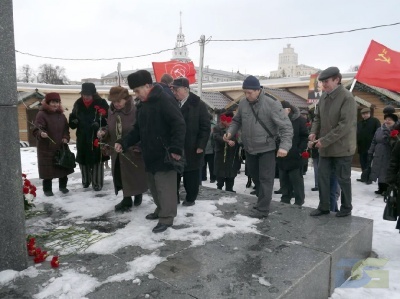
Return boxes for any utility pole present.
[0,0,28,271]
[198,35,206,101]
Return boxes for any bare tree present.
[17,64,35,82]
[37,64,69,84]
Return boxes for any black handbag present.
[249,103,280,149]
[54,143,76,169]
[383,185,398,221]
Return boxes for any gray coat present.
[368,124,393,183]
[310,85,357,157]
[227,93,293,155]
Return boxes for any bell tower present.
[171,12,191,62]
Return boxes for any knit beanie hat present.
[281,100,293,110]
[108,86,129,102]
[44,92,61,103]
[127,70,153,90]
[242,75,261,90]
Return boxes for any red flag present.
[355,40,400,92]
[152,61,196,84]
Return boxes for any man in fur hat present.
[115,70,185,233]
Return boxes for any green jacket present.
[310,84,357,157]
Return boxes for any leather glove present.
[367,154,373,167]
[70,119,79,125]
[91,122,100,131]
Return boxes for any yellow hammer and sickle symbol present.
[375,48,391,64]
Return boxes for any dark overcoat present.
[277,109,309,171]
[104,97,148,196]
[180,92,210,172]
[213,124,240,178]
[368,124,393,183]
[33,102,74,179]
[357,117,381,153]
[69,94,109,165]
[121,84,186,173]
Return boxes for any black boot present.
[375,183,385,195]
[43,179,54,196]
[59,176,69,194]
[134,194,143,206]
[225,179,236,193]
[245,176,252,188]
[115,196,133,212]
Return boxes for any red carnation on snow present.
[22,173,27,178]
[51,256,60,268]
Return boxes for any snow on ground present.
[1,146,400,298]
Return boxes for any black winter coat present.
[387,139,400,186]
[277,108,309,171]
[121,84,185,173]
[357,117,381,153]
[180,92,210,171]
[69,94,109,165]
[213,124,240,178]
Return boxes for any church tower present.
[171,12,191,62]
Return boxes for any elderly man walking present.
[115,70,186,233]
[172,77,210,206]
[309,67,357,217]
[224,75,293,218]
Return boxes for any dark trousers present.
[43,176,68,192]
[177,169,200,203]
[79,163,104,190]
[216,177,235,191]
[202,153,216,181]
[246,150,275,212]
[318,156,353,213]
[359,152,369,172]
[279,167,305,205]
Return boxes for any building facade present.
[270,44,320,78]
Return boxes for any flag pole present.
[349,79,357,92]
[197,35,205,101]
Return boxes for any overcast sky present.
[12,0,400,82]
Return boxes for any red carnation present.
[24,179,31,187]
[306,122,311,127]
[22,173,27,178]
[390,130,399,138]
[28,248,36,256]
[30,185,37,192]
[301,151,310,159]
[34,254,46,263]
[98,108,107,116]
[31,191,36,197]
[28,237,35,245]
[51,256,59,268]
[94,105,100,110]
[23,186,29,194]
[93,139,99,148]
[35,247,42,256]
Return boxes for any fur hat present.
[242,75,261,90]
[318,67,340,81]
[109,86,129,102]
[384,113,398,123]
[81,82,96,95]
[127,70,153,90]
[383,105,395,114]
[44,92,61,103]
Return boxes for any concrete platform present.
[0,185,373,299]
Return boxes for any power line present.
[211,21,400,42]
[15,21,400,61]
[15,40,200,61]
